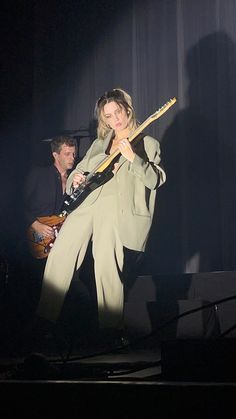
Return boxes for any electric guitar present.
[27,215,66,259]
[61,97,177,215]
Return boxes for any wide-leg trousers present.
[37,179,124,329]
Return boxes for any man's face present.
[53,144,76,171]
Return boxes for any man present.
[24,135,77,248]
[22,136,96,353]
[22,136,78,315]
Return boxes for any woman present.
[37,88,166,335]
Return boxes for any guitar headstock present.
[150,97,177,120]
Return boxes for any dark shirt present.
[24,165,66,228]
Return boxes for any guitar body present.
[62,170,114,214]
[27,215,66,259]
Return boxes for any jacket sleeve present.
[128,135,166,190]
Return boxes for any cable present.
[107,360,161,377]
[45,293,236,365]
[131,293,236,343]
[220,323,236,338]
[8,292,235,379]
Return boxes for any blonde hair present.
[95,88,138,139]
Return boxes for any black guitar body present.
[61,169,114,214]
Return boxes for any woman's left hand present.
[117,138,135,162]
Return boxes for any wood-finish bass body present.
[62,97,177,215]
[27,215,66,259]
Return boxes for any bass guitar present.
[27,214,66,259]
[61,97,177,216]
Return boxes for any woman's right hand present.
[72,172,86,188]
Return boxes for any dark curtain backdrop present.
[1,0,236,275]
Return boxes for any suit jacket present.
[66,131,166,251]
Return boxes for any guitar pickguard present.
[62,170,114,214]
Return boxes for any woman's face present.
[102,101,129,132]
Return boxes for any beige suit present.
[37,133,166,328]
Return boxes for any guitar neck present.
[94,97,176,174]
